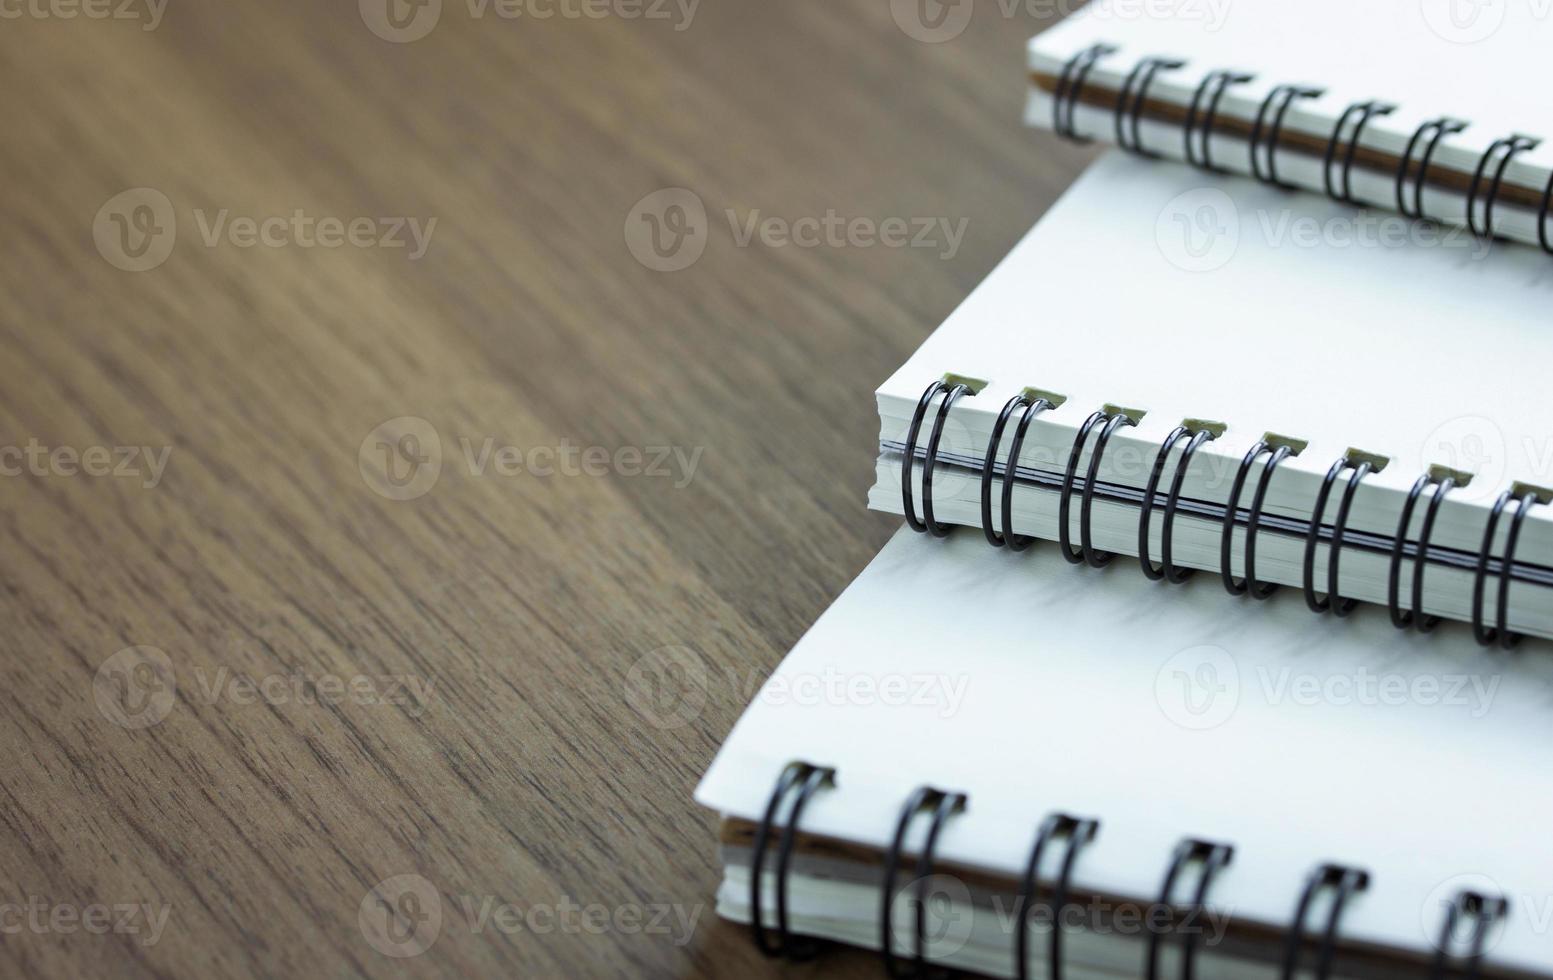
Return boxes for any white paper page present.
[696,527,1553,975]
[874,150,1553,569]
[1025,0,1553,248]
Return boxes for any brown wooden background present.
[0,0,1091,976]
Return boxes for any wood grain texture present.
[0,1,1092,976]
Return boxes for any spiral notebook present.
[870,150,1553,643]
[697,5,1553,975]
[697,527,1553,979]
[1025,0,1553,252]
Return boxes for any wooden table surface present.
[2,1,1091,975]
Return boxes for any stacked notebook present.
[698,2,1553,977]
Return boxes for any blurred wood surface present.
[0,0,1091,976]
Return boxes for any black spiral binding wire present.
[1184,70,1255,172]
[1430,890,1509,980]
[1144,839,1234,980]
[1221,441,1294,599]
[1388,471,1456,632]
[1396,116,1469,220]
[1322,100,1396,204]
[1249,84,1323,189]
[1059,409,1139,567]
[983,393,1056,550]
[1116,56,1185,157]
[880,785,968,979]
[1539,170,1553,254]
[1013,814,1100,980]
[1466,134,1541,240]
[749,763,836,959]
[1046,48,1553,258]
[1053,43,1118,142]
[746,771,1517,977]
[904,377,1549,639]
[1280,864,1370,980]
[1471,489,1542,649]
[1140,425,1218,583]
[902,380,975,538]
[1302,455,1375,616]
